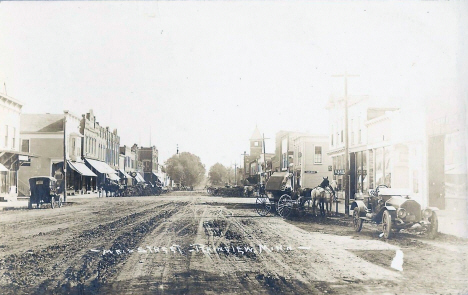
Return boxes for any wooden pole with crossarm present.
[332,72,359,216]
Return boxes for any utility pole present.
[241,151,247,181]
[234,162,237,186]
[63,110,68,203]
[332,72,359,216]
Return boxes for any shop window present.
[362,151,368,191]
[375,148,384,186]
[384,147,392,187]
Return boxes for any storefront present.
[0,150,34,200]
[84,158,120,188]
[68,161,97,193]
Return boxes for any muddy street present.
[1,193,468,295]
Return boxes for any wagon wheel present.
[427,211,439,239]
[51,197,56,209]
[255,196,271,216]
[382,210,392,239]
[277,194,293,218]
[57,196,63,208]
[353,207,363,232]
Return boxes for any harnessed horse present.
[311,177,334,216]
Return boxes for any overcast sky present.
[0,1,466,170]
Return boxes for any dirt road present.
[1,193,467,294]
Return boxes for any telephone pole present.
[63,110,68,203]
[332,72,359,216]
[234,162,237,186]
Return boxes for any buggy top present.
[265,172,291,191]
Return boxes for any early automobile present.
[28,176,63,209]
[351,185,439,239]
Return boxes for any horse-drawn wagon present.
[255,172,336,218]
[28,176,63,209]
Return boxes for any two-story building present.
[243,126,274,185]
[292,134,332,189]
[0,93,31,201]
[119,145,138,185]
[80,109,120,188]
[19,111,97,195]
[138,146,159,184]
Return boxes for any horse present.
[311,177,331,216]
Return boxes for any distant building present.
[292,134,332,189]
[271,130,331,190]
[0,93,31,200]
[138,146,159,184]
[119,145,138,185]
[19,111,97,195]
[80,109,120,187]
[244,126,274,184]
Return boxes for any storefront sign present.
[357,169,367,175]
[334,169,345,175]
[304,171,317,174]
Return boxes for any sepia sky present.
[0,1,466,170]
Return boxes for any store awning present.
[117,169,131,178]
[0,163,8,172]
[68,161,97,177]
[0,149,38,158]
[107,173,120,181]
[85,158,117,174]
[135,173,145,183]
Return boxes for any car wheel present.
[353,207,363,232]
[428,211,438,239]
[382,210,392,239]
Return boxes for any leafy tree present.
[165,152,206,187]
[208,163,228,185]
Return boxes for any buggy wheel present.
[277,194,293,218]
[255,196,271,216]
[353,207,363,232]
[382,210,392,239]
[51,197,56,209]
[428,211,439,239]
[58,196,63,208]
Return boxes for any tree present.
[165,152,206,187]
[208,163,228,185]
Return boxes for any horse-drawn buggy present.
[255,172,336,218]
[28,176,63,209]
